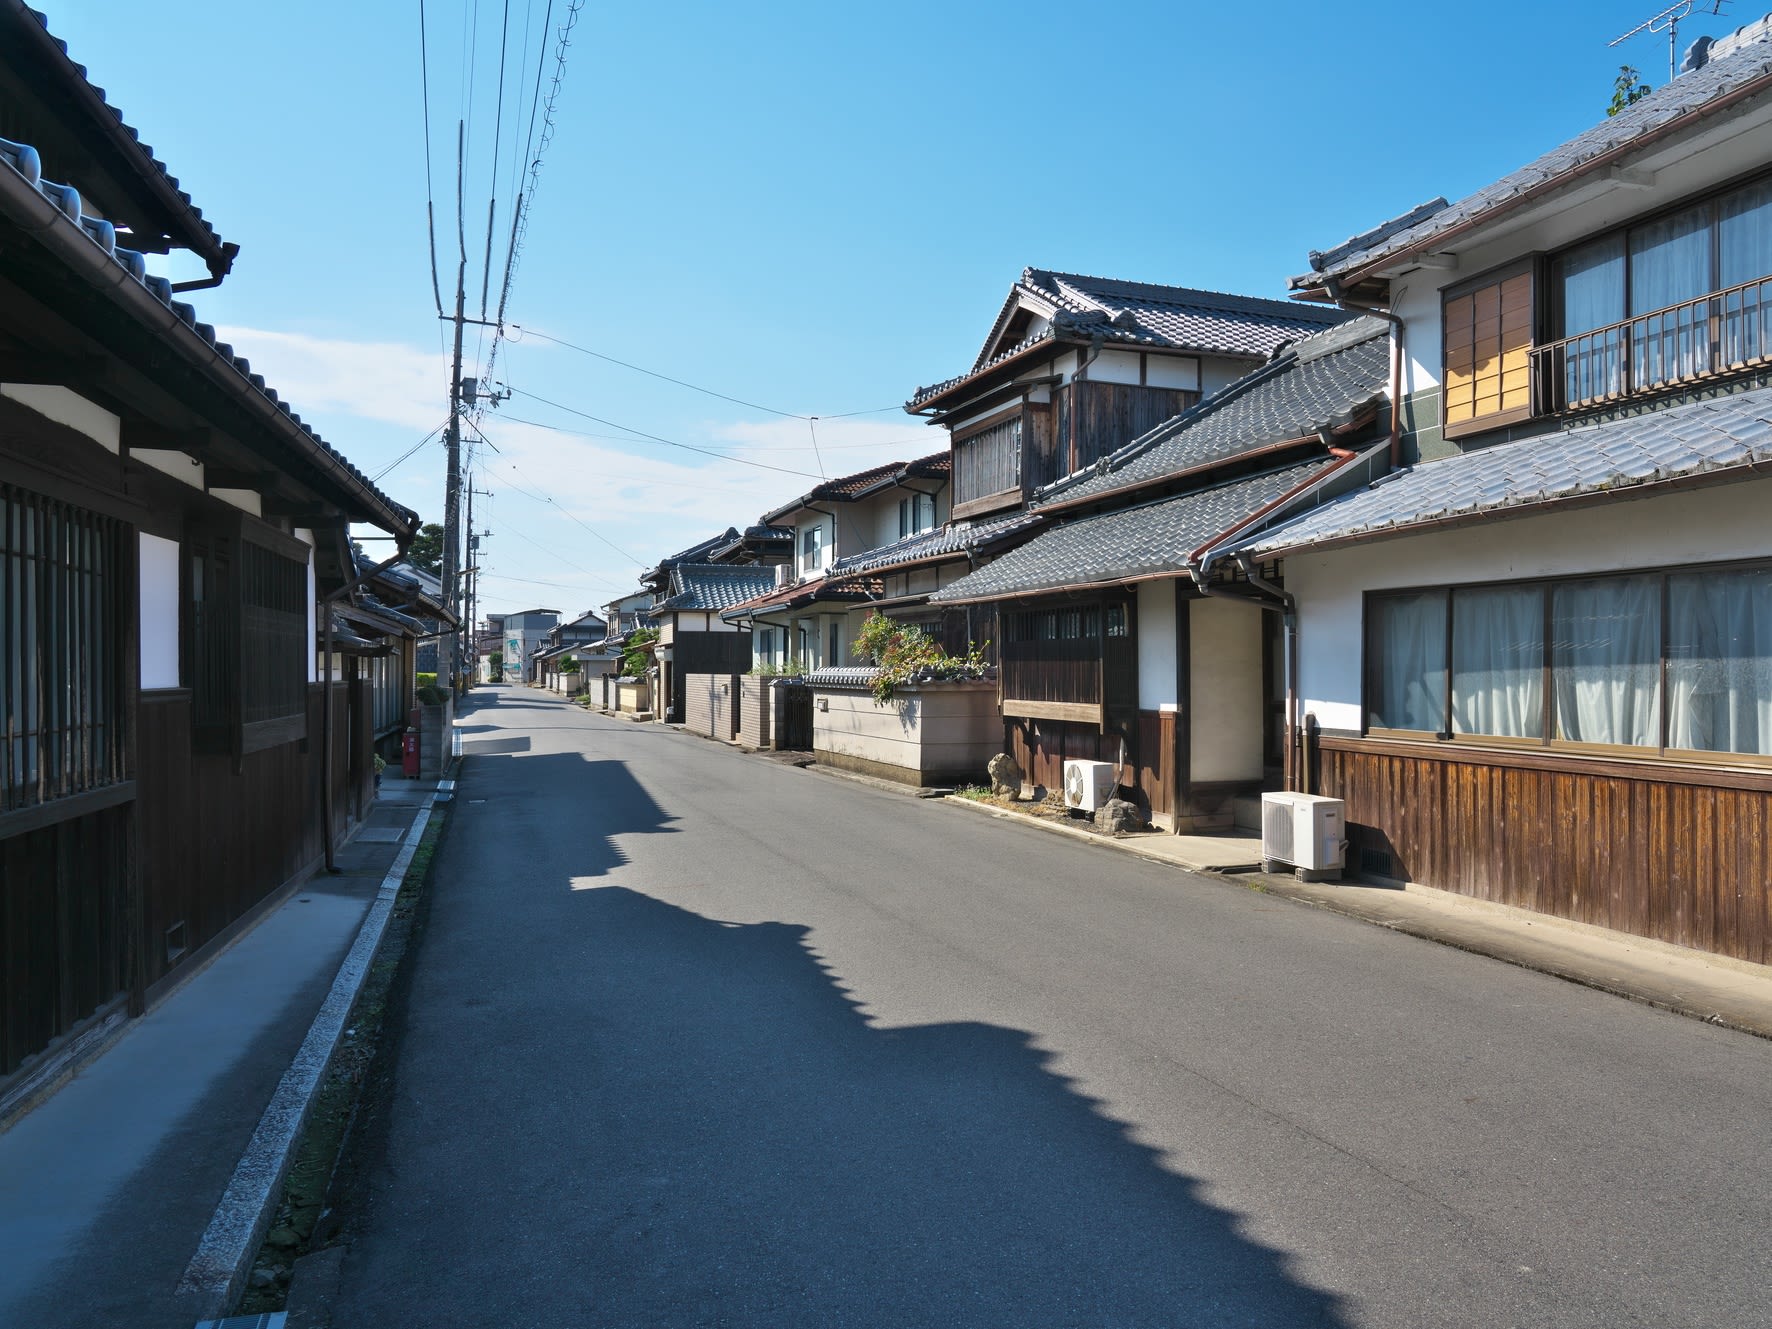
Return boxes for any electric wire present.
[495,413,934,452]
[371,420,451,483]
[462,416,647,564]
[479,0,513,320]
[503,387,823,478]
[506,325,903,420]
[418,0,443,317]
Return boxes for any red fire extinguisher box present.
[402,728,420,778]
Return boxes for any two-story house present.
[723,454,956,671]
[0,9,420,1101]
[1215,20,1772,965]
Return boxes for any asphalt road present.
[332,686,1772,1328]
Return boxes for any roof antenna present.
[1609,1,1729,80]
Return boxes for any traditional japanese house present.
[1222,19,1772,963]
[929,317,1392,830]
[0,9,420,1102]
[651,564,775,720]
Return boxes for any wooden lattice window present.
[1443,262,1535,439]
[1,482,130,813]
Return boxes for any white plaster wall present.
[131,448,205,490]
[812,682,999,775]
[1088,349,1144,386]
[139,533,181,689]
[1136,580,1177,710]
[295,528,317,682]
[1288,474,1772,733]
[1190,596,1265,782]
[210,487,263,517]
[2,385,119,452]
[1146,355,1201,391]
[1200,355,1259,396]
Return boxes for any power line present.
[503,387,824,478]
[506,324,903,420]
[461,416,647,564]
[494,412,934,452]
[371,419,451,482]
[479,0,513,320]
[418,0,443,317]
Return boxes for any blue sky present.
[43,1,1738,617]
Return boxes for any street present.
[332,687,1772,1328]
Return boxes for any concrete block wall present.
[809,678,997,785]
[684,673,739,740]
[738,676,772,749]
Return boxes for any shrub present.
[849,611,991,705]
[560,655,581,673]
[416,671,437,690]
[620,628,659,678]
[416,684,448,706]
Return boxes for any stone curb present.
[175,779,451,1316]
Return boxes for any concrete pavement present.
[0,775,444,1329]
[330,687,1772,1328]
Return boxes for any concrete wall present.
[1189,596,1264,783]
[684,672,739,740]
[811,679,998,786]
[139,532,180,689]
[1287,474,1772,736]
[613,678,652,715]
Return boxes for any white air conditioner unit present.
[1063,759,1117,813]
[1261,792,1347,882]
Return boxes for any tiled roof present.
[828,510,1044,576]
[762,452,950,521]
[1038,317,1391,507]
[802,666,880,688]
[642,528,741,583]
[930,458,1339,603]
[0,134,415,535]
[5,6,233,274]
[659,563,779,612]
[1294,19,1772,292]
[719,573,882,619]
[1226,384,1772,559]
[910,269,1349,407]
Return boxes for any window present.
[1,482,130,813]
[1442,263,1534,438]
[898,492,936,539]
[800,523,825,575]
[1366,562,1772,757]
[1540,173,1772,410]
[952,413,1022,508]
[188,515,311,755]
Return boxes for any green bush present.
[850,611,991,704]
[416,671,437,690]
[620,628,659,678]
[415,684,448,706]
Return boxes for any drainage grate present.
[1360,846,1396,879]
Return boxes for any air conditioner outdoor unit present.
[1261,792,1347,882]
[1063,759,1117,813]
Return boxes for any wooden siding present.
[1319,737,1772,965]
[1063,381,1196,476]
[136,685,354,993]
[953,415,1022,506]
[0,801,131,1078]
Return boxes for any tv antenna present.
[1610,2,1730,80]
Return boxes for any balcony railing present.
[1532,274,1772,414]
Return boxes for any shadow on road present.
[398,881,1349,1326]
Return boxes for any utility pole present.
[465,484,491,683]
[440,123,469,695]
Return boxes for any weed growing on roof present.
[850,611,993,705]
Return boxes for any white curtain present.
[1632,205,1713,385]
[1552,577,1661,747]
[1667,568,1772,755]
[1452,586,1544,738]
[1371,591,1446,732]
[1557,236,1625,401]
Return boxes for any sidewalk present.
[0,774,446,1329]
[938,792,1772,1041]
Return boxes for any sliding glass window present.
[1367,562,1772,759]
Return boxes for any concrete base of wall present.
[812,748,983,788]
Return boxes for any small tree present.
[620,628,659,678]
[850,611,990,704]
[560,655,581,673]
[407,522,445,576]
[1608,66,1652,117]
[488,649,503,678]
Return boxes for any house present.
[0,8,420,1097]
[650,563,776,721]
[498,608,559,683]
[351,554,456,745]
[535,609,614,691]
[722,453,958,671]
[1211,18,1772,964]
[927,316,1392,830]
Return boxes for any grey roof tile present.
[911,269,1349,407]
[828,510,1043,576]
[1038,317,1391,506]
[660,563,779,612]
[1295,23,1772,291]
[930,458,1337,602]
[1228,385,1772,558]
